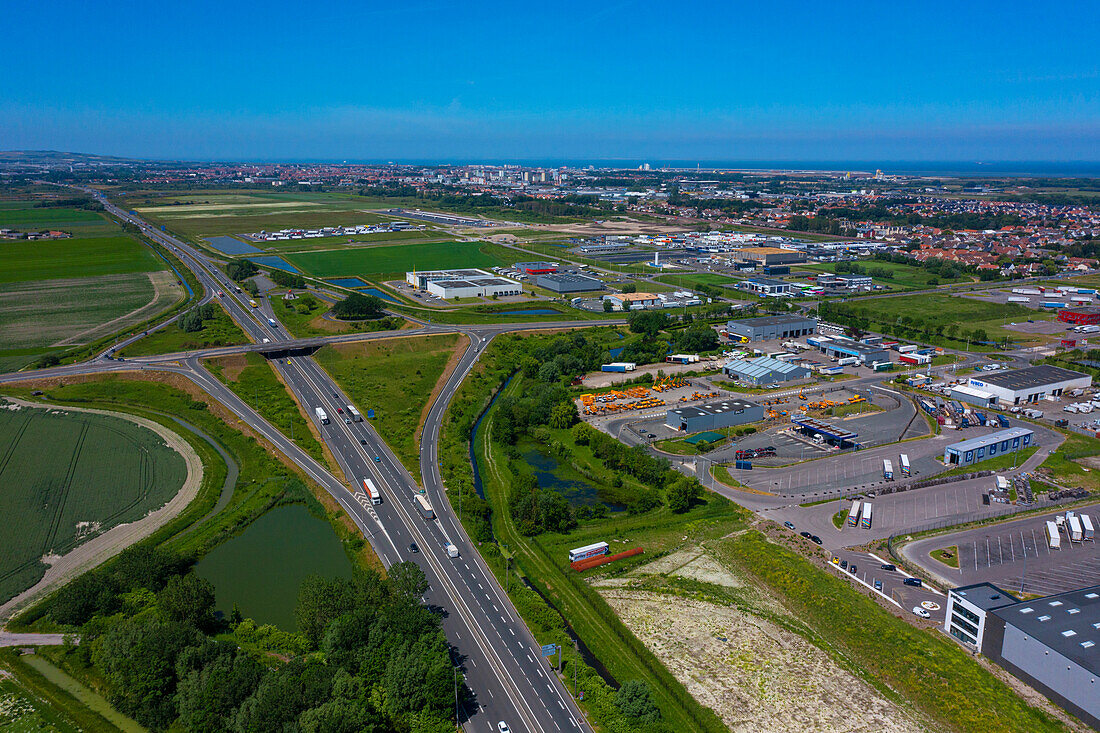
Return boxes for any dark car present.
[800,531,812,538]
[408,542,419,554]
[880,563,896,571]
[811,535,823,545]
[360,439,367,446]
[903,577,923,587]
[840,560,848,569]
[849,564,857,574]
[783,521,795,530]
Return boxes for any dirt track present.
[0,400,203,623]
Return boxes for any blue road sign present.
[541,644,558,657]
[367,409,375,419]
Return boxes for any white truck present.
[445,543,460,558]
[314,407,329,425]
[1047,520,1061,549]
[346,405,362,422]
[1067,512,1083,543]
[1081,513,1095,541]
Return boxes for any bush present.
[331,293,384,320]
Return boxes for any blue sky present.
[2,0,1097,162]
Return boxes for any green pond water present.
[521,446,626,512]
[196,504,352,631]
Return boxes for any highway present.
[4,190,591,733]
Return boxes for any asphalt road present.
[2,190,589,733]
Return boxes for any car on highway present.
[903,577,923,587]
[912,606,931,619]
[880,563,896,571]
[783,521,795,530]
[374,456,381,462]
[337,407,343,413]
[360,439,367,446]
[344,418,351,424]
[408,542,419,554]
[810,535,822,545]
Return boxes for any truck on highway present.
[445,543,460,558]
[346,405,362,422]
[883,459,893,481]
[267,318,278,328]
[362,478,381,505]
[860,502,873,529]
[314,407,329,425]
[415,494,435,520]
[847,500,861,527]
[1047,520,1061,549]
[899,453,910,477]
[249,299,259,308]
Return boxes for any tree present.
[226,260,258,282]
[667,477,702,513]
[972,328,988,343]
[295,575,359,646]
[537,361,561,383]
[620,283,637,294]
[389,561,429,600]
[627,310,669,336]
[602,299,613,313]
[157,573,217,632]
[548,401,577,429]
[615,679,660,723]
[331,293,384,320]
[175,644,263,732]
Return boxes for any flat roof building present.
[535,272,604,293]
[665,399,764,433]
[1058,307,1100,325]
[738,277,792,297]
[515,261,558,275]
[818,336,889,366]
[406,268,523,299]
[604,292,660,310]
[943,427,1034,467]
[724,355,810,385]
[731,247,805,266]
[967,365,1092,406]
[725,315,817,343]
[945,582,1100,729]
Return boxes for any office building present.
[406,268,522,299]
[967,365,1092,406]
[515,261,558,275]
[738,277,792,297]
[943,427,1034,467]
[1057,307,1100,325]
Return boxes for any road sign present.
[367,409,375,419]
[541,644,558,657]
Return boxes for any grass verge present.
[119,301,250,356]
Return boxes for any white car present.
[912,606,931,619]
[498,723,512,733]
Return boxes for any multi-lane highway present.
[2,190,591,733]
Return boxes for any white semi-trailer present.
[1081,513,1095,541]
[883,459,893,480]
[346,405,362,422]
[415,493,435,520]
[860,502,872,529]
[1047,521,1061,549]
[1068,513,1083,543]
[362,478,381,505]
[315,407,329,425]
[847,500,861,527]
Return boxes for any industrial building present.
[725,315,817,342]
[724,355,810,385]
[945,583,1100,729]
[949,384,997,408]
[665,398,764,433]
[967,365,1092,406]
[514,261,558,275]
[790,416,859,448]
[737,277,792,297]
[535,272,603,293]
[817,336,890,366]
[603,292,660,310]
[730,247,805,266]
[405,269,522,299]
[1058,306,1100,325]
[943,427,1034,467]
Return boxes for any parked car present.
[800,531,812,539]
[903,577,923,587]
[811,535,823,545]
[912,606,931,619]
[848,564,857,574]
[783,521,795,530]
[880,564,896,571]
[874,580,883,591]
[840,560,848,570]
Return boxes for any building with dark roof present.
[725,315,817,342]
[535,272,604,293]
[946,582,1100,728]
[515,261,559,275]
[665,399,764,433]
[967,365,1092,406]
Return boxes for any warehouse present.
[515,261,558,275]
[819,336,889,366]
[737,277,792,297]
[405,268,522,299]
[949,384,996,408]
[603,292,660,310]
[725,314,817,342]
[730,247,805,266]
[665,398,764,433]
[724,355,810,385]
[967,365,1092,406]
[1058,306,1100,325]
[535,272,603,293]
[943,427,1034,467]
[945,582,1100,729]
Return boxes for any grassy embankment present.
[794,260,970,291]
[204,352,324,463]
[269,292,405,338]
[314,334,461,476]
[715,532,1067,733]
[118,301,250,356]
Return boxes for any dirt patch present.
[211,354,249,381]
[601,589,919,732]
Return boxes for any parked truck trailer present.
[1047,520,1061,549]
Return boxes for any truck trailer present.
[899,454,911,477]
[883,459,893,481]
[346,405,362,422]
[860,502,873,529]
[1047,520,1061,549]
[1068,513,1083,542]
[314,407,329,425]
[414,494,435,520]
[847,500,861,527]
[569,542,609,563]
[1081,513,1095,541]
[362,478,381,505]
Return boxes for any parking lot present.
[903,505,1100,596]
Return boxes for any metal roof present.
[972,365,1090,392]
[725,356,807,379]
[669,399,760,419]
[945,427,1034,452]
[992,584,1100,673]
[727,315,816,329]
[790,416,858,440]
[951,582,1021,612]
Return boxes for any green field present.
[0,402,188,604]
[0,235,164,284]
[795,261,969,290]
[269,293,405,339]
[119,302,250,356]
[315,334,460,475]
[204,352,324,462]
[286,240,515,278]
[0,206,105,228]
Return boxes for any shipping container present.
[569,542,609,563]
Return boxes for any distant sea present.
[265,159,1100,177]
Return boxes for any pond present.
[326,277,370,288]
[357,286,400,303]
[608,346,624,358]
[206,236,263,255]
[522,446,626,512]
[196,504,352,630]
[249,255,300,273]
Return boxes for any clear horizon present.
[2,0,1097,162]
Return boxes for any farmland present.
[286,240,517,279]
[0,236,164,284]
[315,334,461,474]
[0,402,188,605]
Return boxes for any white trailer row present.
[1049,511,1096,547]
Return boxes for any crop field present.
[0,236,165,284]
[0,403,187,604]
[315,334,460,474]
[286,240,517,278]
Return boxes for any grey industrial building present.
[818,336,890,366]
[724,355,810,385]
[967,365,1092,406]
[945,583,1100,729]
[535,272,604,293]
[725,315,817,342]
[943,427,1034,467]
[665,398,764,433]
